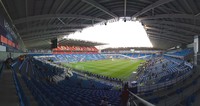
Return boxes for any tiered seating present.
[0,62,21,106]
[12,57,120,106]
[24,77,120,106]
[164,56,184,65]
[58,72,113,90]
[165,48,193,58]
[123,53,153,59]
[55,54,106,63]
[137,56,193,87]
[170,49,192,56]
[33,55,59,63]
[123,53,139,58]
[134,69,200,106]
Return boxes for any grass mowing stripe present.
[69,59,132,72]
[72,59,129,67]
[99,60,140,75]
[111,62,140,80]
[99,61,136,75]
[63,59,145,81]
[69,61,141,77]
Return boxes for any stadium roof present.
[1,0,199,49]
[59,38,106,47]
[102,47,163,51]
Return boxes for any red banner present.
[7,40,12,46]
[0,35,2,43]
[53,45,99,54]
[1,35,7,44]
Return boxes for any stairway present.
[15,60,38,106]
[17,73,38,106]
[0,68,19,106]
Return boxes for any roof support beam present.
[21,28,80,36]
[143,23,198,35]
[25,40,52,49]
[23,32,67,41]
[19,24,89,33]
[21,29,73,38]
[24,36,59,42]
[147,31,189,43]
[124,0,127,18]
[142,20,200,32]
[48,0,67,25]
[182,0,193,14]
[0,0,26,50]
[146,29,190,42]
[132,0,175,18]
[14,14,106,24]
[145,26,192,39]
[26,44,51,49]
[148,36,184,44]
[139,0,153,4]
[139,14,200,21]
[57,18,66,25]
[82,0,118,18]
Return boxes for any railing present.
[0,61,4,78]
[11,61,30,106]
[156,70,200,106]
[128,90,155,106]
[164,54,184,59]
[137,69,193,93]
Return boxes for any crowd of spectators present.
[136,56,193,86]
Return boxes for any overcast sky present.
[66,20,153,49]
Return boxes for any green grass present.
[62,59,145,80]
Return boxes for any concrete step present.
[17,74,38,106]
[0,69,19,105]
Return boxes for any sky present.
[65,20,153,49]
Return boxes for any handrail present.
[19,58,28,71]
[11,61,30,106]
[164,54,183,59]
[137,61,193,93]
[128,90,155,106]
[137,69,193,92]
[11,66,25,106]
[0,62,4,79]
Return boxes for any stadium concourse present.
[1,0,200,106]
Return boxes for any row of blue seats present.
[165,48,193,58]
[123,53,156,59]
[55,54,106,63]
[143,74,198,105]
[137,56,193,86]
[17,57,121,106]
[57,72,113,89]
[34,58,113,89]
[11,60,31,106]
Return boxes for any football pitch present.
[62,59,145,80]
